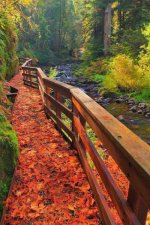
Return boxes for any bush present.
[82,42,104,63]
[74,58,109,85]
[49,67,58,79]
[35,49,58,66]
[103,75,117,92]
[103,54,149,92]
[84,58,109,77]
[110,29,146,58]
[90,74,106,83]
[138,24,150,83]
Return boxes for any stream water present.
[44,63,150,145]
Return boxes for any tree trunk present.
[104,3,112,55]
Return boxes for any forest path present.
[2,71,99,225]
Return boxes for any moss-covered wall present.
[0,15,19,81]
[0,114,18,217]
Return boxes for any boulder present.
[115,98,124,103]
[137,110,143,114]
[138,102,147,109]
[127,100,135,105]
[145,112,150,118]
[130,106,137,112]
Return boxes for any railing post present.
[55,90,62,120]
[72,104,79,142]
[127,184,148,225]
[72,101,86,147]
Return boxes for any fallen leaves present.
[3,72,100,225]
[4,71,150,225]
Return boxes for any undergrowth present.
[49,67,58,79]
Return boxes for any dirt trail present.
[2,71,99,225]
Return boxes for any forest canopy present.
[1,0,150,69]
[0,0,149,101]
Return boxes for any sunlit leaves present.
[3,72,99,224]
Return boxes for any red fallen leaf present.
[11,206,27,219]
[15,191,23,197]
[28,212,41,219]
[30,202,45,212]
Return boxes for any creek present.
[43,63,150,145]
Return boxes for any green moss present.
[0,47,7,81]
[0,114,18,218]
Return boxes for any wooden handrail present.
[21,58,150,225]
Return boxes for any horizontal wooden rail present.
[21,58,150,225]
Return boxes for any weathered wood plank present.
[38,76,45,92]
[127,185,148,225]
[39,85,45,104]
[23,80,38,89]
[44,92,73,120]
[71,89,150,207]
[22,66,37,71]
[22,59,32,67]
[43,77,76,99]
[22,73,37,79]
[74,136,116,225]
[23,79,38,86]
[55,90,62,119]
[37,68,47,79]
[74,114,141,225]
[45,105,74,141]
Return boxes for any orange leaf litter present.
[2,71,100,225]
[2,71,150,225]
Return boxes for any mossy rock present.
[0,114,18,218]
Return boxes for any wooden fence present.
[21,58,150,225]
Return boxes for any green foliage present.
[110,29,146,58]
[138,24,150,76]
[0,83,3,96]
[130,88,150,103]
[49,67,58,79]
[104,54,150,92]
[82,43,104,62]
[75,58,109,84]
[0,114,19,217]
[19,47,36,60]
[84,58,109,76]
[103,75,117,92]
[36,50,57,66]
[90,74,105,83]
[86,125,106,169]
[0,47,7,81]
[18,0,82,65]
[0,12,18,80]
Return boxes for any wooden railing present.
[21,58,150,225]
